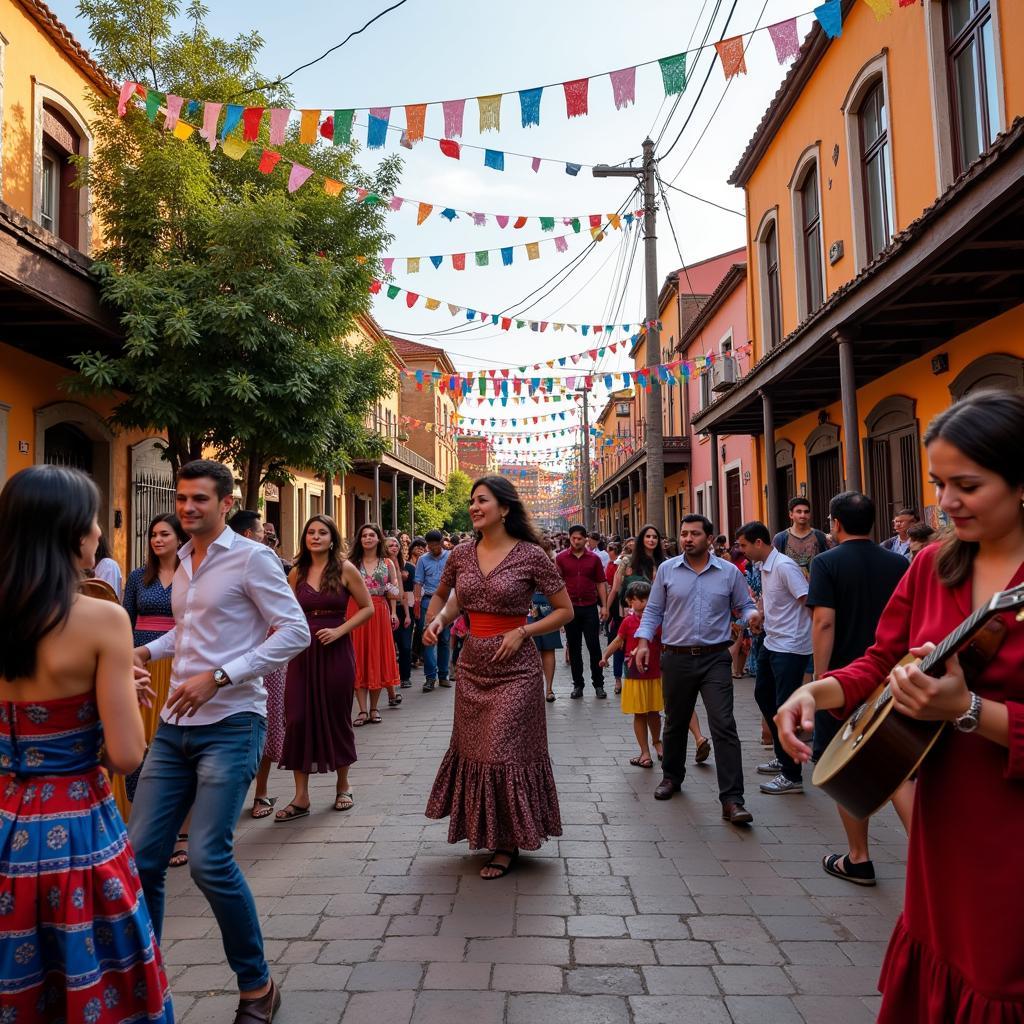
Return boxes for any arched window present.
[798,163,824,314]
[756,211,783,351]
[945,0,1001,174]
[33,87,92,250]
[949,352,1024,400]
[864,395,922,541]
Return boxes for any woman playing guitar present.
[777,390,1024,1023]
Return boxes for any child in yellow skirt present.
[601,581,664,768]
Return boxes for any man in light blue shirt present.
[635,514,761,823]
[414,530,451,691]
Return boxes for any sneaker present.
[759,773,803,795]
[757,758,782,775]
[422,680,435,693]
[595,687,607,699]
[438,678,452,688]
[399,680,412,689]
[570,688,583,699]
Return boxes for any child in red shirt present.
[601,581,664,768]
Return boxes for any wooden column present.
[709,434,720,534]
[836,331,862,492]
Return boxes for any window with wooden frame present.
[763,222,783,348]
[858,81,895,261]
[40,105,82,248]
[945,0,1000,174]
[798,163,824,313]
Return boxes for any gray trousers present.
[661,648,745,805]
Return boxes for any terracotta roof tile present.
[15,0,116,95]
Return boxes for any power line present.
[659,180,743,217]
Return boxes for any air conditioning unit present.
[711,355,738,393]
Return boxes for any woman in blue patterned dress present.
[0,465,172,1024]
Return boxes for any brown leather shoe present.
[654,777,680,800]
[722,801,753,825]
[234,979,281,1024]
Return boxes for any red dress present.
[348,559,399,691]
[830,546,1024,1022]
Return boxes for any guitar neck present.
[919,602,995,678]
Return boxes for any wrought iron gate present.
[132,471,176,570]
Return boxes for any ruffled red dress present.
[348,559,400,691]
[830,546,1024,1022]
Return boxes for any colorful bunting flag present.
[609,67,637,109]
[767,19,801,63]
[442,98,465,138]
[268,107,289,145]
[333,109,354,145]
[863,0,896,18]
[416,203,433,225]
[164,94,184,130]
[287,163,313,192]
[117,81,137,117]
[367,107,390,149]
[519,87,542,127]
[241,106,263,140]
[477,94,502,132]
[439,138,461,160]
[566,163,581,176]
[658,53,687,95]
[221,137,249,160]
[814,0,843,38]
[563,78,589,118]
[171,121,194,141]
[144,88,164,122]
[405,103,427,143]
[407,257,420,274]
[714,37,748,79]
[452,253,466,271]
[299,109,319,144]
[484,149,505,171]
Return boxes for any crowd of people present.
[0,389,1021,1024]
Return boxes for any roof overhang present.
[694,119,1024,436]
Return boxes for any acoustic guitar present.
[812,582,1024,820]
[79,577,121,603]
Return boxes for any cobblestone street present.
[166,658,907,1024]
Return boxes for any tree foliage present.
[70,0,399,504]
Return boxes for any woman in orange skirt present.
[350,524,401,725]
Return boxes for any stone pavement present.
[164,655,907,1024]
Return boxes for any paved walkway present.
[165,656,907,1024]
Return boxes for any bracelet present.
[517,625,528,640]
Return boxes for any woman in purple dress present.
[276,515,374,820]
[423,476,573,879]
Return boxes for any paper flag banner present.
[221,137,249,160]
[144,89,164,122]
[439,138,460,160]
[863,0,895,17]
[520,87,542,127]
[608,66,637,110]
[407,257,420,274]
[441,208,457,221]
[566,163,581,176]
[323,179,343,196]
[478,94,501,132]
[299,109,319,144]
[172,121,194,141]
[416,203,433,225]
[425,297,441,310]
[164,94,184,130]
[814,0,843,38]
[484,149,505,171]
[475,250,489,268]
[501,247,513,266]
[714,37,747,79]
[239,106,262,140]
[526,242,540,261]
[472,212,487,226]
[554,236,569,253]
[441,99,465,139]
[269,107,289,145]
[382,257,395,276]
[117,81,137,116]
[563,78,589,118]
[200,102,222,148]
[333,109,354,145]
[405,103,427,143]
[367,107,390,149]
[768,19,801,63]
[221,103,244,140]
[287,163,314,192]
[531,157,542,173]
[452,253,466,271]
[659,53,687,95]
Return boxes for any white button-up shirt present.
[145,526,310,726]
[758,547,811,655]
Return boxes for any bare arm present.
[811,606,835,680]
[318,563,373,644]
[600,633,624,666]
[93,602,146,774]
[606,563,625,616]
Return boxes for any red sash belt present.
[135,615,176,632]
[469,612,527,638]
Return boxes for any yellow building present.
[694,0,1024,536]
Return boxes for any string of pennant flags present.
[131,0,904,173]
[397,336,645,373]
[118,86,645,229]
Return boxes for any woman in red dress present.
[423,476,574,879]
[777,390,1024,1022]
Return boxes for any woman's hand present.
[133,664,155,708]
[423,617,445,646]
[775,686,818,763]
[889,644,971,722]
[492,628,526,663]
[390,613,400,630]
[316,626,345,646]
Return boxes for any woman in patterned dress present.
[349,524,401,725]
[423,476,573,879]
[0,465,172,1024]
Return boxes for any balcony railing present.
[389,438,436,477]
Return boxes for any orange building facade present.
[694,0,1024,537]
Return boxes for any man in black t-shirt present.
[805,490,910,887]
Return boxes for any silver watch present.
[954,691,982,733]
[212,668,232,689]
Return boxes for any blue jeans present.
[129,712,268,990]
[754,649,808,782]
[420,596,450,681]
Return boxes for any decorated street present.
[164,658,907,1024]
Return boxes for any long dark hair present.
[923,390,1024,588]
[472,475,542,545]
[142,513,187,586]
[631,523,666,582]
[350,522,387,570]
[0,465,100,681]
[294,514,347,593]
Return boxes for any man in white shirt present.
[587,531,611,569]
[735,520,811,797]
[130,460,309,1024]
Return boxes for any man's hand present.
[775,687,817,763]
[634,639,650,673]
[747,610,763,635]
[598,606,607,624]
[133,663,155,709]
[164,671,218,722]
[133,646,151,668]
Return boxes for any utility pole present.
[576,387,592,529]
[593,139,664,534]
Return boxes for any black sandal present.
[169,833,189,868]
[369,710,383,724]
[388,695,402,707]
[274,802,310,822]
[251,796,277,819]
[546,693,556,702]
[481,849,519,880]
[629,755,655,769]
[353,711,369,727]
[822,852,876,887]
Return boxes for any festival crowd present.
[0,389,1021,1024]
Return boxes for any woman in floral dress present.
[423,476,573,879]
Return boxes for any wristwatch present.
[212,668,232,689]
[954,691,982,733]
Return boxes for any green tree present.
[412,492,446,533]
[70,0,398,505]
[441,470,473,532]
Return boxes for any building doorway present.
[864,395,922,542]
[805,422,842,532]
[774,440,796,532]
[724,468,742,542]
